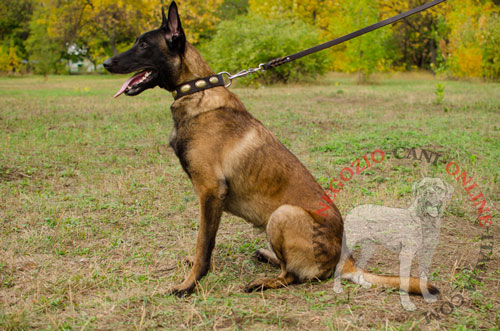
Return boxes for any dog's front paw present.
[167,284,194,297]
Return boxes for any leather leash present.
[173,0,446,100]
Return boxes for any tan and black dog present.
[103,2,438,297]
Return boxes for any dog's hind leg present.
[244,205,341,292]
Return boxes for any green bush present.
[482,14,500,81]
[199,15,330,84]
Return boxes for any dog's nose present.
[103,58,114,69]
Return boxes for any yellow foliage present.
[445,0,496,79]
[451,47,483,78]
[176,0,224,43]
[0,45,22,72]
[380,0,449,20]
[36,0,223,47]
[16,0,498,79]
[249,0,337,40]
[330,50,348,72]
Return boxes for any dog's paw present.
[358,276,372,289]
[400,297,417,312]
[253,249,269,263]
[167,284,194,298]
[243,280,265,293]
[333,281,344,294]
[243,275,292,292]
[423,293,438,303]
[253,249,280,266]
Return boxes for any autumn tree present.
[329,0,395,82]
[249,0,394,82]
[249,0,336,39]
[77,0,224,66]
[216,0,249,21]
[23,0,90,74]
[2,0,497,80]
[24,7,64,74]
[20,0,225,73]
[444,0,499,79]
[76,0,157,69]
[379,0,449,71]
[0,0,34,72]
[174,0,225,42]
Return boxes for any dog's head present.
[412,177,454,218]
[103,1,186,97]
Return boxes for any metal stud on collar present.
[172,65,265,100]
[172,74,226,100]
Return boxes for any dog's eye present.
[140,42,149,50]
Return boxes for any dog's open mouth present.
[114,70,156,98]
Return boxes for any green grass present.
[0,73,499,329]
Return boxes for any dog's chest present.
[169,127,191,177]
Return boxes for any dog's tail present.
[340,256,439,296]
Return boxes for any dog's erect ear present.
[412,180,422,196]
[167,2,182,36]
[161,1,186,51]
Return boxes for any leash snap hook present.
[218,63,266,88]
[218,71,233,88]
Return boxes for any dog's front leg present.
[399,248,417,311]
[417,240,439,303]
[169,191,225,297]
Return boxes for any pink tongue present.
[114,71,147,98]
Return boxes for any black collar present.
[172,73,225,100]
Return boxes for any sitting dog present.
[333,177,454,311]
[103,1,440,298]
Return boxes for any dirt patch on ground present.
[0,166,31,182]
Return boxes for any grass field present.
[0,73,499,330]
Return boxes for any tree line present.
[0,0,498,81]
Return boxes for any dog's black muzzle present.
[102,58,115,71]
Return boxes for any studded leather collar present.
[172,73,225,100]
